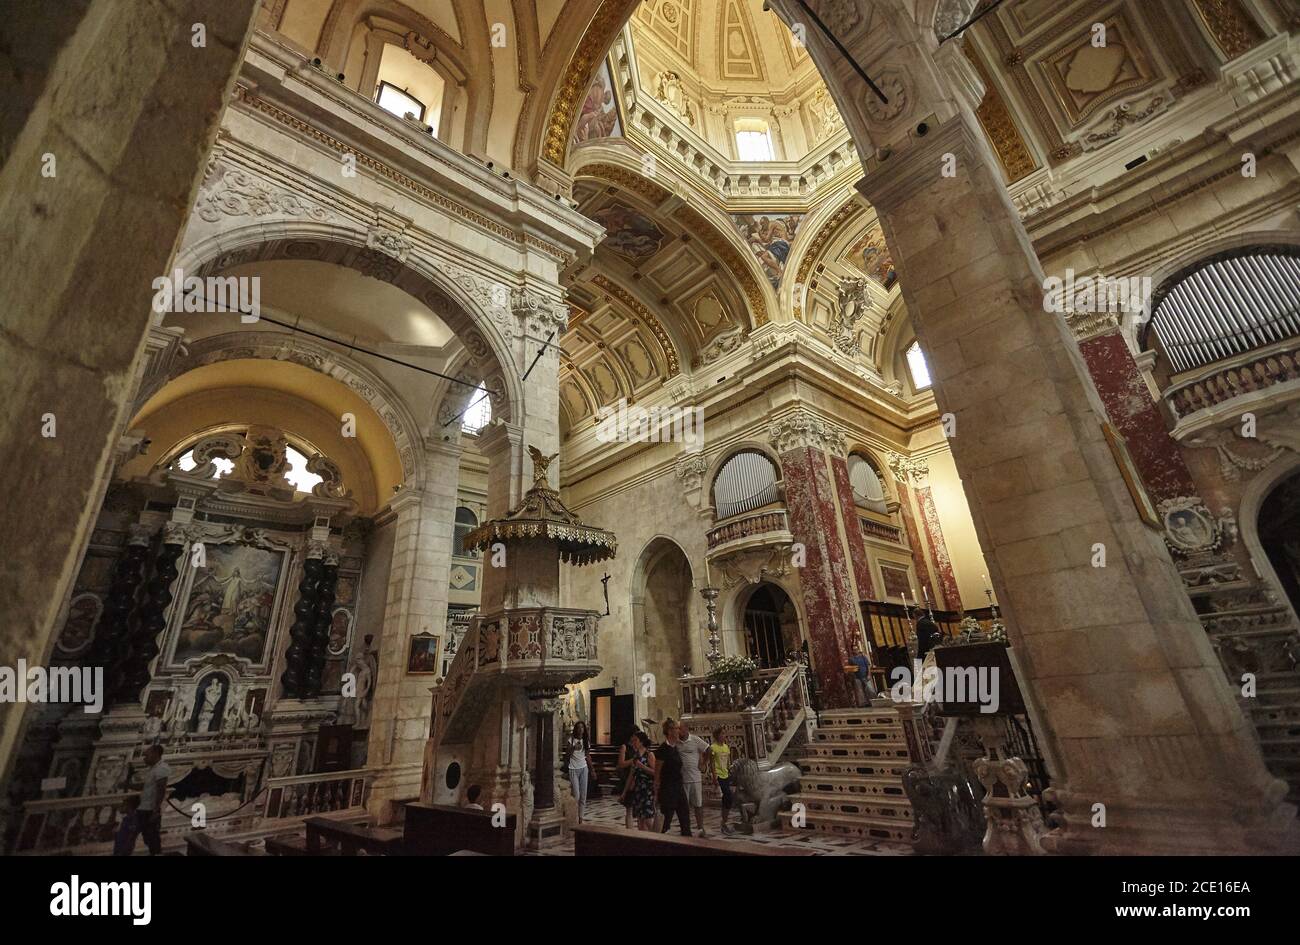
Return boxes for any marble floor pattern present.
[530,795,914,856]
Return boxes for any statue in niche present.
[193,676,227,733]
[655,70,695,127]
[340,634,377,728]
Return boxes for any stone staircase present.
[777,705,927,845]
[1248,674,1300,807]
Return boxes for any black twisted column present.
[280,546,323,698]
[89,523,151,696]
[114,523,185,705]
[303,550,338,697]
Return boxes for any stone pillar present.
[0,0,260,788]
[828,453,877,601]
[862,115,1295,852]
[770,410,866,709]
[889,455,960,611]
[765,0,1296,852]
[366,442,461,818]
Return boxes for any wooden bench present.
[573,824,819,856]
[403,803,517,856]
[185,833,261,856]
[304,817,405,856]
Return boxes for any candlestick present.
[705,557,712,587]
[700,585,721,669]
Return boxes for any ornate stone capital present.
[768,410,846,457]
[1065,309,1123,341]
[675,451,709,492]
[888,451,930,487]
[511,287,568,335]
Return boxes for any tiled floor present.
[530,796,914,856]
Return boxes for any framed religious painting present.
[163,534,292,673]
[406,633,440,675]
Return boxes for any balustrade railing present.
[859,517,904,544]
[706,509,791,550]
[680,664,812,769]
[13,792,134,854]
[263,768,370,820]
[1164,337,1300,425]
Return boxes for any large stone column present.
[366,442,462,818]
[770,410,867,709]
[770,0,1296,852]
[0,0,259,790]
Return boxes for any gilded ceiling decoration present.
[1191,0,1267,61]
[541,0,639,168]
[964,42,1038,184]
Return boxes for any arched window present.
[452,506,478,557]
[461,383,492,435]
[173,434,324,494]
[735,118,774,162]
[906,341,932,390]
[712,450,780,519]
[848,453,887,512]
[1146,247,1300,372]
[373,43,445,134]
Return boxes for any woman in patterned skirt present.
[622,730,657,830]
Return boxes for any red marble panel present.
[829,454,877,600]
[1079,330,1196,504]
[780,446,857,709]
[917,485,961,611]
[898,483,938,610]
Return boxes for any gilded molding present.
[541,0,638,168]
[964,42,1038,183]
[792,198,865,318]
[589,274,681,376]
[1192,0,1267,60]
[672,204,770,325]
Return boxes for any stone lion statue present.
[730,758,801,833]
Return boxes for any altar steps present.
[777,706,924,847]
[1246,676,1300,807]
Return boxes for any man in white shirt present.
[675,720,711,837]
[121,744,170,855]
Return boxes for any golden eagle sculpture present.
[528,445,558,487]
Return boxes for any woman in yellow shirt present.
[707,728,734,835]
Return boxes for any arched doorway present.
[1259,470,1300,617]
[741,583,800,669]
[633,539,695,723]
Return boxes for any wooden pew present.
[402,803,517,856]
[304,817,405,855]
[573,824,819,856]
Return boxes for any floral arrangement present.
[707,655,758,683]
